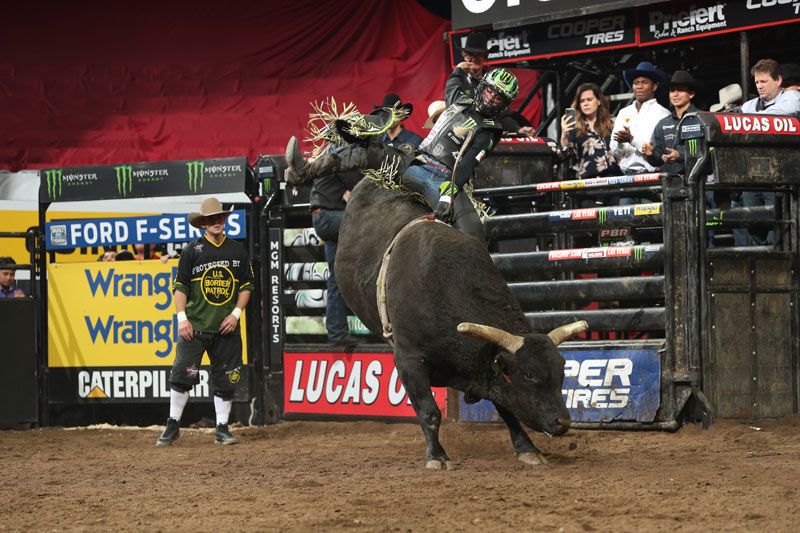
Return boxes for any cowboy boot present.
[285,143,341,185]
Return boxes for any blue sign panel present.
[459,347,660,423]
[45,210,246,250]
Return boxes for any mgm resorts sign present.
[40,156,247,202]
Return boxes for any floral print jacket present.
[560,126,621,179]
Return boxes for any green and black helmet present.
[474,68,519,117]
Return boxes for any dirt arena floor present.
[1,416,799,532]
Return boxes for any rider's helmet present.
[474,68,519,117]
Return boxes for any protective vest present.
[419,103,502,169]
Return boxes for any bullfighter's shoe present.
[156,418,180,447]
[214,424,239,445]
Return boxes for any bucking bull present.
[336,179,587,469]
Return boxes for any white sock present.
[214,396,232,425]
[169,389,190,421]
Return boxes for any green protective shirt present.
[173,234,253,333]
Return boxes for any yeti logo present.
[187,161,205,192]
[114,165,133,196]
[44,169,63,199]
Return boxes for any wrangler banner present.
[39,157,247,203]
[47,260,247,402]
[284,352,447,418]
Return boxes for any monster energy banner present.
[40,157,247,203]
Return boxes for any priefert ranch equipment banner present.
[47,259,248,403]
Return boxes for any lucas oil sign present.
[284,352,447,417]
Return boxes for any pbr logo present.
[187,160,205,192]
[44,168,63,199]
[114,165,133,196]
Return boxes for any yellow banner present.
[48,259,247,367]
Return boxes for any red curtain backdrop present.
[1,1,540,172]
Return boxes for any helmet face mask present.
[474,68,519,117]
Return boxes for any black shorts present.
[170,331,243,399]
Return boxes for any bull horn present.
[547,320,589,346]
[457,322,524,354]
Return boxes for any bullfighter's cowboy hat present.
[709,83,743,112]
[423,100,446,129]
[188,197,233,229]
[623,61,669,90]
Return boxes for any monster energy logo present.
[44,169,63,199]
[633,246,643,261]
[687,139,698,158]
[461,117,477,130]
[598,208,609,224]
[187,161,205,192]
[114,165,133,196]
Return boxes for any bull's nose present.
[554,417,571,435]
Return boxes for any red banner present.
[284,351,447,417]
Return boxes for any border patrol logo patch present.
[201,265,235,306]
[228,368,241,384]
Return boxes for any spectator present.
[0,257,25,298]
[308,146,363,348]
[610,61,670,205]
[376,93,423,148]
[781,63,800,92]
[134,243,159,260]
[115,250,135,261]
[98,250,117,261]
[735,59,800,245]
[447,32,489,103]
[423,100,446,129]
[157,197,253,447]
[709,83,743,112]
[742,59,800,115]
[559,82,620,180]
[642,70,702,176]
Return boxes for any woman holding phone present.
[559,82,620,180]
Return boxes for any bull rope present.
[377,214,448,347]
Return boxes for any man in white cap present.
[156,197,253,447]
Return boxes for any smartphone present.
[565,107,577,123]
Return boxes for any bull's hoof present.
[518,452,548,466]
[426,459,455,470]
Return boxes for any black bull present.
[336,180,587,469]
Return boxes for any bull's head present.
[457,320,588,437]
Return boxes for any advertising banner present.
[284,352,448,417]
[449,9,637,66]
[47,260,248,402]
[460,347,660,423]
[45,209,246,250]
[40,157,247,203]
[450,0,653,30]
[640,0,800,45]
